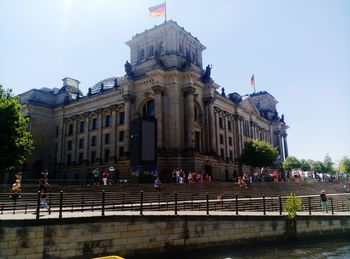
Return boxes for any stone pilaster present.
[152,85,165,149]
[84,115,90,162]
[122,93,136,154]
[111,107,117,160]
[183,85,196,149]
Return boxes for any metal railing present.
[1,192,349,219]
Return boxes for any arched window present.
[148,45,154,57]
[139,49,145,61]
[159,41,164,53]
[143,100,155,118]
[179,43,183,54]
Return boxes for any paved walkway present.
[1,208,349,220]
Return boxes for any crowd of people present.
[171,168,212,184]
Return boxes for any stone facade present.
[0,215,348,258]
[19,20,288,181]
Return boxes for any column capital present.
[122,92,136,102]
[183,85,196,95]
[203,96,215,105]
[152,85,165,95]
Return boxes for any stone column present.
[152,85,165,149]
[283,134,289,158]
[84,115,90,162]
[122,93,135,155]
[97,111,103,162]
[278,134,284,160]
[209,100,216,153]
[183,85,196,149]
[111,107,117,160]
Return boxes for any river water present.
[133,237,350,259]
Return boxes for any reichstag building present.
[19,20,289,181]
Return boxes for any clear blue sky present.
[1,0,349,163]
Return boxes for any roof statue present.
[124,60,134,78]
[202,64,212,84]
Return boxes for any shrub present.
[283,192,302,219]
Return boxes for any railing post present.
[122,193,125,211]
[36,191,41,220]
[263,194,266,215]
[140,191,144,215]
[279,195,282,215]
[12,199,17,214]
[158,193,161,211]
[206,193,209,215]
[331,197,334,215]
[235,194,238,215]
[59,191,63,219]
[175,192,178,215]
[102,190,105,216]
[81,194,84,212]
[308,196,312,215]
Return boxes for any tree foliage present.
[282,156,301,171]
[323,153,334,174]
[240,140,278,168]
[283,192,302,219]
[311,161,325,173]
[339,156,350,175]
[300,159,311,171]
[0,85,33,173]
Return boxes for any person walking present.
[39,179,51,214]
[320,190,327,213]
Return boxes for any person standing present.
[102,170,109,186]
[39,179,51,214]
[92,168,100,185]
[320,190,327,213]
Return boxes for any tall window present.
[228,121,232,131]
[104,149,110,162]
[105,133,111,144]
[78,153,83,165]
[67,154,71,165]
[68,124,73,135]
[229,137,232,146]
[91,136,96,146]
[219,117,223,129]
[68,141,72,151]
[148,45,154,57]
[143,100,155,118]
[55,126,59,137]
[220,134,224,144]
[139,49,145,61]
[79,138,84,149]
[119,111,125,124]
[91,151,96,163]
[79,121,84,133]
[105,115,111,127]
[92,118,97,130]
[119,131,125,142]
[194,106,198,120]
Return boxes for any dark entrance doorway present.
[204,165,212,179]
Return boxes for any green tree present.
[240,140,278,168]
[339,156,350,175]
[0,85,33,181]
[311,161,325,173]
[323,153,334,174]
[300,159,311,171]
[282,156,301,171]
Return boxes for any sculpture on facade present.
[88,87,92,97]
[100,83,104,92]
[114,78,119,88]
[201,64,212,84]
[124,61,134,78]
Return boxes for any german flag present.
[149,3,166,17]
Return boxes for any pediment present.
[240,97,260,115]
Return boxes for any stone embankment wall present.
[0,215,349,258]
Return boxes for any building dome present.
[90,77,121,94]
